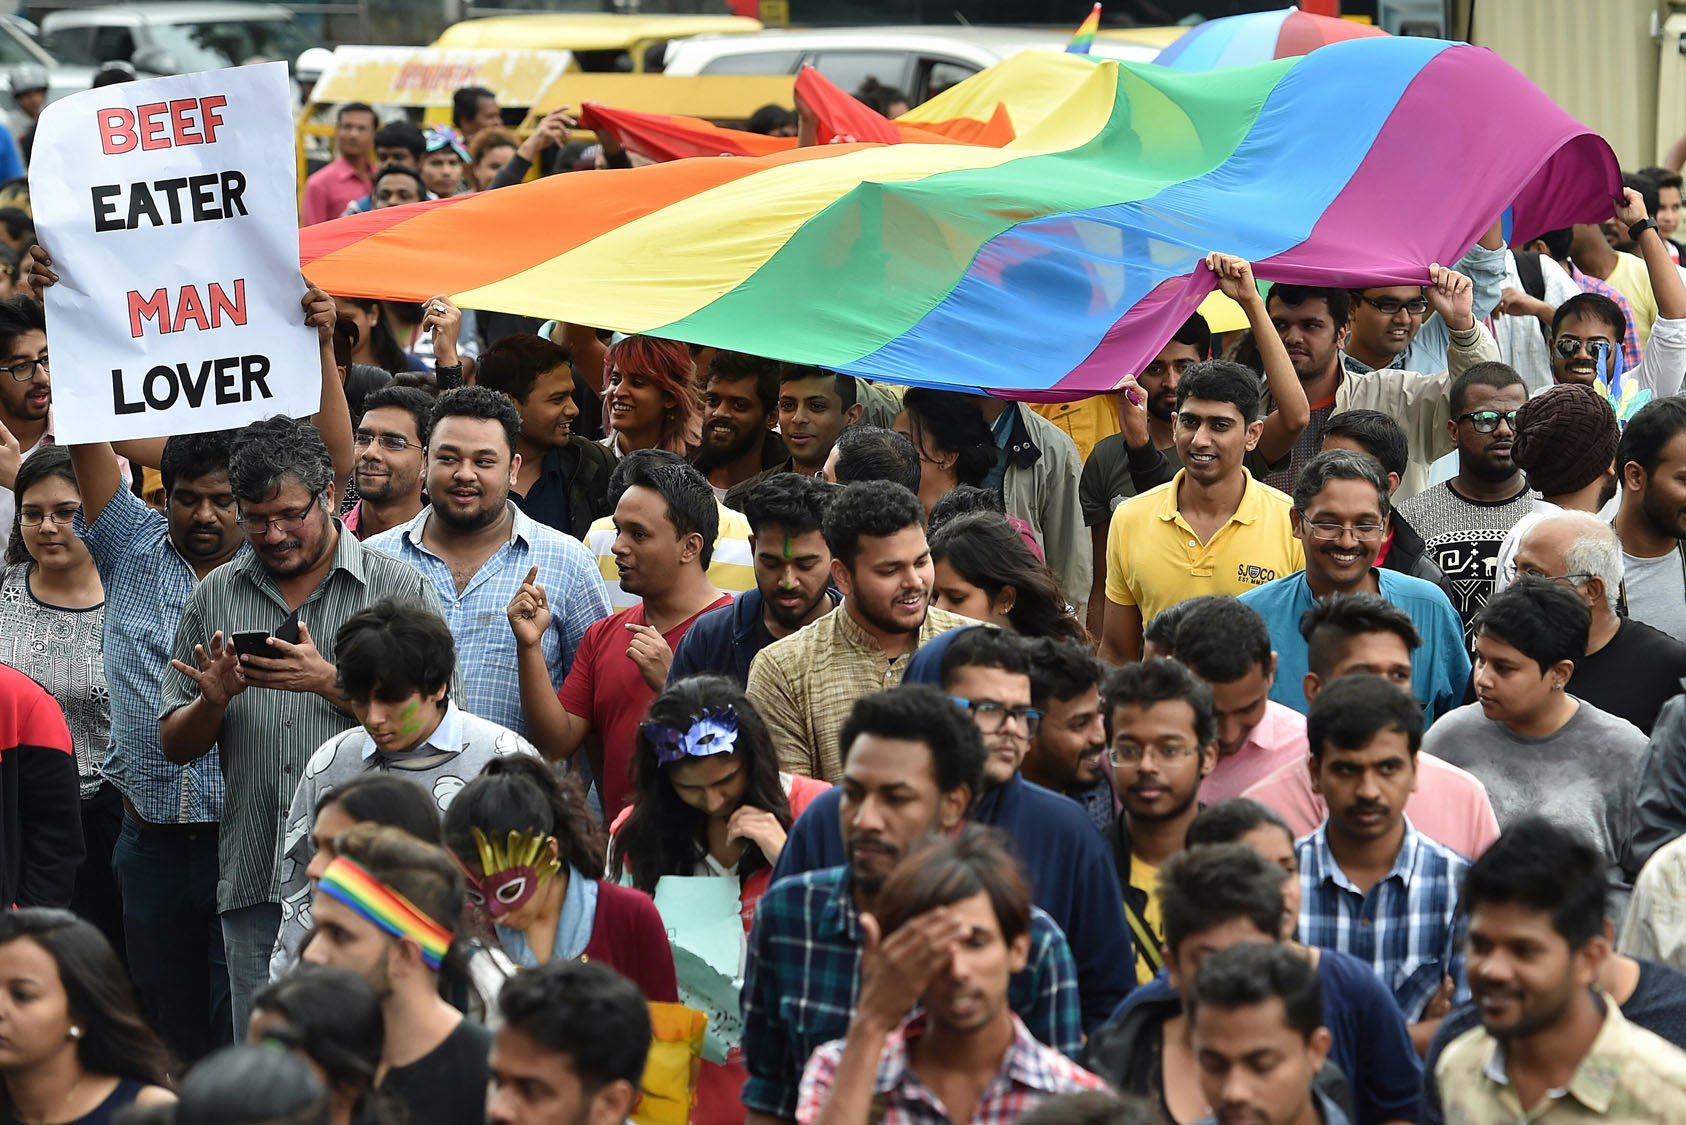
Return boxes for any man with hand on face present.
[696,351,787,499]
[1436,817,1686,1122]
[301,824,493,1125]
[669,472,839,685]
[1021,638,1111,832]
[475,334,613,540]
[488,960,652,1125]
[1241,450,1468,722]
[367,387,610,742]
[345,385,433,541]
[512,449,729,817]
[796,830,1108,1124]
[741,686,1084,1125]
[1296,676,1469,1053]
[1100,658,1218,986]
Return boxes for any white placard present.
[30,62,317,444]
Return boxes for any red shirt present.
[559,597,731,817]
[582,879,678,1003]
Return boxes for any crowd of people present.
[5,67,1686,1125]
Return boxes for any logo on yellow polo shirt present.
[1236,563,1279,586]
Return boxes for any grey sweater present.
[1422,700,1644,907]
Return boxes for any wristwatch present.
[1629,217,1660,242]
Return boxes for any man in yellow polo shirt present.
[1099,361,1304,664]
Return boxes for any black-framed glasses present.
[1107,742,1200,766]
[1304,521,1387,542]
[354,431,420,452]
[1553,334,1614,360]
[1501,562,1594,586]
[1456,409,1519,434]
[18,508,77,527]
[949,696,1042,736]
[1356,294,1428,316]
[237,494,321,536]
[0,353,47,381]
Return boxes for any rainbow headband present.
[318,856,453,970]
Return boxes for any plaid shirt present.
[366,503,610,740]
[79,482,229,824]
[1297,816,1470,1021]
[742,866,1083,1120]
[1568,264,1645,370]
[796,1012,1107,1124]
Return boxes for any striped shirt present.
[78,482,230,824]
[746,603,976,782]
[585,501,754,611]
[159,522,444,912]
[742,865,1084,1120]
[366,503,611,738]
[1297,816,1470,1021]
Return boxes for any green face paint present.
[394,698,426,739]
[782,535,794,559]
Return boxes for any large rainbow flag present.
[301,39,1618,399]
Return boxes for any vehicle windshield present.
[144,18,317,70]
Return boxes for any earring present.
[68,1026,81,1039]
[1552,682,1565,692]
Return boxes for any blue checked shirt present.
[1297,816,1470,1021]
[367,503,611,739]
[741,865,1083,1120]
[78,482,229,824]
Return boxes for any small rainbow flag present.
[1066,3,1101,54]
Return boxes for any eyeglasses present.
[1456,409,1519,434]
[354,431,420,452]
[1356,294,1429,316]
[1107,743,1200,766]
[237,495,321,536]
[1501,562,1594,586]
[0,353,47,381]
[949,696,1042,736]
[1553,335,1614,360]
[19,508,77,527]
[1303,521,1387,542]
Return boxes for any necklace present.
[12,1071,82,1125]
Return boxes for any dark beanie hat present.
[1511,383,1617,497]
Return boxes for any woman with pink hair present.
[600,335,702,457]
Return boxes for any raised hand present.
[852,906,970,1034]
[1205,252,1261,306]
[1425,263,1475,332]
[170,631,247,707]
[507,564,551,647]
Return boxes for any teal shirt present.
[1239,568,1470,725]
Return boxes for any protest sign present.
[30,61,317,444]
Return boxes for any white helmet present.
[9,65,46,97]
[295,47,334,83]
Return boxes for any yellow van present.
[431,13,763,74]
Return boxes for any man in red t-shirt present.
[510,450,729,815]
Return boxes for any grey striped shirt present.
[160,522,447,912]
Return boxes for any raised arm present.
[1623,187,1686,321]
[1212,253,1307,463]
[302,283,354,484]
[508,566,591,760]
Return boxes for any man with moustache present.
[1398,363,1535,646]
[343,385,433,541]
[669,472,839,685]
[741,686,1084,1125]
[695,351,787,499]
[748,480,972,784]
[367,387,609,740]
[1020,638,1111,831]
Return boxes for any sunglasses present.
[1456,409,1519,434]
[1553,335,1613,360]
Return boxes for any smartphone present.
[230,632,272,659]
[272,608,301,646]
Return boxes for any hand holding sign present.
[31,62,317,444]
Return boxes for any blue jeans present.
[220,900,282,1043]
[111,815,230,1063]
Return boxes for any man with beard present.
[1397,363,1534,647]
[1295,676,1467,1052]
[344,385,433,540]
[159,414,444,1041]
[1436,817,1686,1121]
[511,449,728,817]
[477,334,613,539]
[1612,397,1686,639]
[367,387,610,740]
[1021,638,1111,831]
[747,479,972,783]
[1258,265,1494,499]
[1241,451,1468,722]
[741,686,1084,1125]
[0,296,47,537]
[795,831,1108,1122]
[1100,658,1218,986]
[668,472,838,684]
[696,351,787,499]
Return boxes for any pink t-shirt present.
[1241,750,1501,860]
[1200,701,1309,804]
